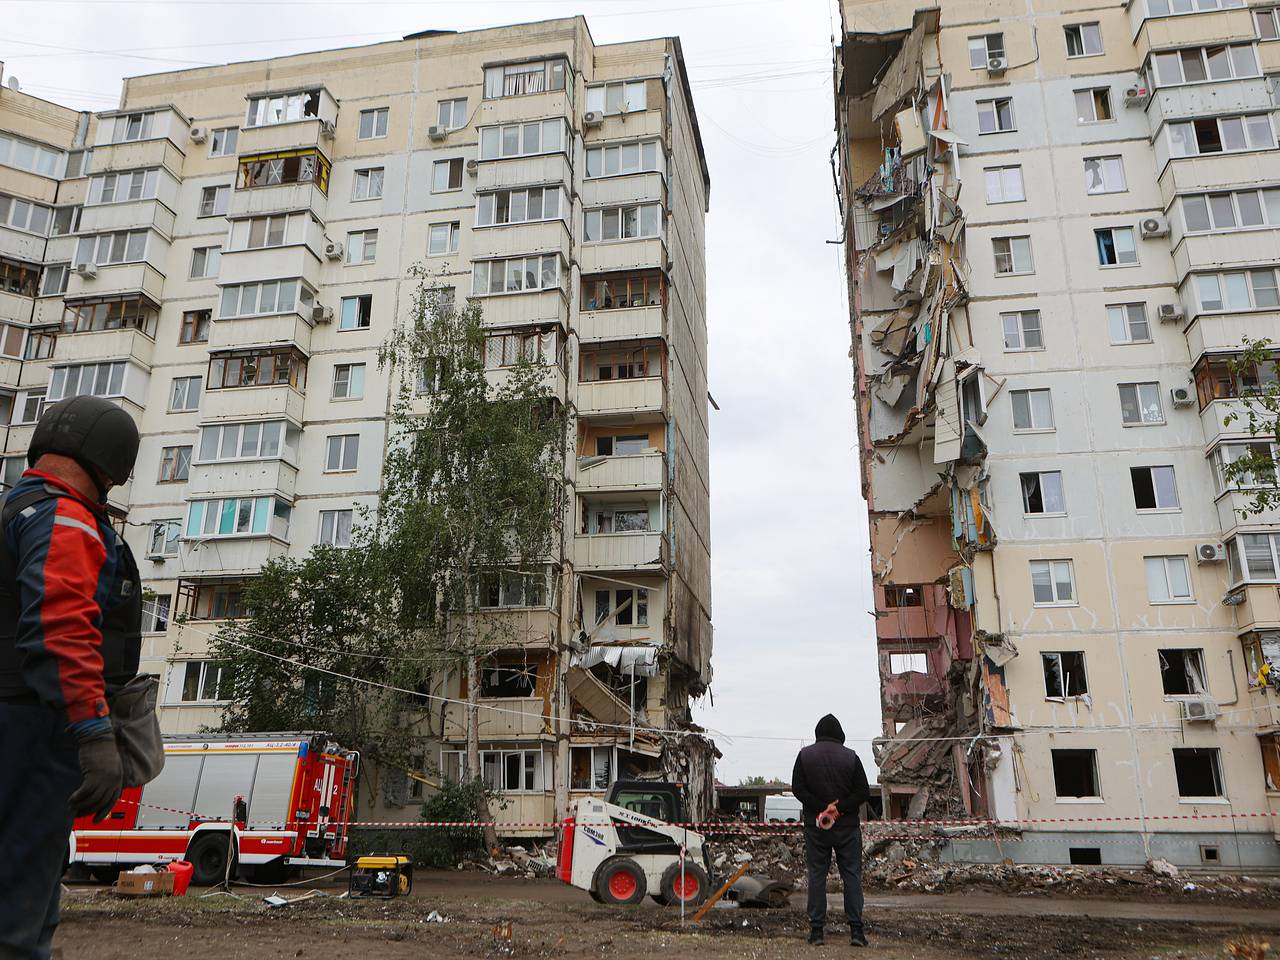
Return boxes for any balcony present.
[475,153,572,193]
[3,424,33,457]
[1146,79,1273,135]
[584,110,663,144]
[579,237,665,276]
[485,363,566,401]
[1186,311,1277,360]
[577,304,664,343]
[1173,230,1280,285]
[208,313,313,354]
[476,287,568,329]
[90,138,186,178]
[574,531,667,572]
[64,262,165,305]
[580,172,666,209]
[1133,7,1256,60]
[575,376,665,418]
[53,326,155,367]
[202,384,305,423]
[471,221,570,263]
[1215,489,1280,533]
[187,458,298,500]
[217,244,322,289]
[0,226,46,264]
[178,535,289,577]
[476,90,573,129]
[0,167,58,204]
[470,608,558,649]
[1158,153,1274,208]
[228,182,327,220]
[576,452,664,493]
[78,200,176,238]
[236,118,332,158]
[442,697,548,740]
[0,357,19,390]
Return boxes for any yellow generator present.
[348,855,413,898]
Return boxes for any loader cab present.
[605,780,689,824]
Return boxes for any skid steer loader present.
[556,780,791,909]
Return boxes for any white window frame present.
[48,361,128,402]
[1084,156,1126,195]
[198,184,230,218]
[1229,532,1280,582]
[437,98,468,130]
[569,745,613,792]
[471,255,561,296]
[325,434,360,473]
[345,230,377,264]
[189,245,221,280]
[1095,226,1138,267]
[1052,748,1102,801]
[1010,388,1055,432]
[169,375,201,412]
[443,748,546,794]
[475,186,565,227]
[1167,114,1276,158]
[339,294,372,331]
[1002,310,1043,351]
[218,279,310,320]
[431,158,463,193]
[584,204,663,243]
[245,91,321,128]
[208,127,239,158]
[357,107,389,140]
[147,519,181,558]
[585,80,648,115]
[1256,7,1280,40]
[1151,44,1259,87]
[174,660,230,704]
[352,167,385,202]
[1064,22,1104,58]
[1194,268,1280,312]
[1118,381,1165,425]
[196,420,289,464]
[977,97,1016,134]
[1020,470,1066,516]
[1182,188,1280,234]
[585,140,664,179]
[1146,555,1194,603]
[1107,303,1151,344]
[1147,0,1243,14]
[984,165,1025,204]
[968,33,1005,69]
[143,594,171,633]
[993,235,1033,275]
[428,221,461,256]
[1042,651,1089,699]
[331,362,366,401]
[318,509,354,548]
[1074,87,1114,124]
[1131,464,1180,511]
[1212,441,1278,493]
[477,119,566,161]
[1031,559,1077,607]
[1172,747,1225,802]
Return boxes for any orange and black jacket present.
[0,469,141,724]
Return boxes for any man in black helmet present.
[792,714,871,947]
[0,395,142,959]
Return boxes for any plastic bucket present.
[166,860,193,896]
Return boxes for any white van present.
[763,792,803,823]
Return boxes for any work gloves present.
[69,727,124,822]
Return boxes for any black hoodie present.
[790,714,870,828]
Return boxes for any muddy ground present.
[55,873,1280,960]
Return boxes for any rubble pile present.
[706,831,806,887]
[460,844,557,880]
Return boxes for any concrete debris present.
[468,843,556,880]
[1147,858,1179,879]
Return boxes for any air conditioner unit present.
[583,111,604,128]
[189,126,208,143]
[1158,303,1184,324]
[320,120,336,139]
[324,240,344,261]
[1196,541,1226,564]
[73,262,96,279]
[1181,698,1218,723]
[1140,215,1170,238]
[311,304,334,324]
[1123,85,1149,107]
[428,124,447,141]
[1170,385,1195,408]
[986,56,1008,76]
[466,158,479,174]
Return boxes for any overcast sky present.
[3,0,879,784]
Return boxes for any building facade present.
[0,17,714,829]
[835,0,1280,867]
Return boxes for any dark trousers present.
[804,823,863,933]
[0,703,80,960]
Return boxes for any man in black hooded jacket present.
[791,714,870,946]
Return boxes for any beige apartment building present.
[0,16,714,828]
[835,0,1280,867]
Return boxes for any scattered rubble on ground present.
[461,843,557,880]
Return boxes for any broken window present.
[1084,156,1126,195]
[1020,471,1065,515]
[883,585,923,607]
[581,271,664,310]
[1145,556,1193,603]
[888,652,927,674]
[1002,310,1042,351]
[977,97,1015,134]
[1042,651,1088,698]
[1172,748,1224,798]
[593,588,649,626]
[1130,465,1179,510]
[1118,382,1164,425]
[246,90,321,127]
[1159,648,1208,696]
[1011,388,1054,431]
[1095,227,1137,266]
[479,664,538,698]
[1064,22,1103,57]
[1030,559,1075,606]
[1051,748,1100,799]
[352,168,384,201]
[570,746,613,791]
[158,445,192,483]
[1167,114,1274,157]
[1107,303,1149,343]
[1074,87,1113,123]
[992,235,1032,274]
[1261,734,1280,792]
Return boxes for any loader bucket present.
[727,873,793,909]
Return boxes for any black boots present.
[850,929,868,947]
[808,928,825,946]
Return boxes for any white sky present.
[2,0,879,784]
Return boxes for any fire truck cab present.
[69,732,358,886]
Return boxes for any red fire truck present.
[69,732,359,885]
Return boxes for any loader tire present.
[659,862,709,908]
[593,857,647,906]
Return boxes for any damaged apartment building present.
[0,15,715,832]
[835,0,1280,867]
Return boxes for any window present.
[208,348,306,390]
[586,80,648,115]
[437,98,467,130]
[1031,559,1076,605]
[147,519,181,558]
[184,582,249,621]
[243,215,289,250]
[1011,388,1054,431]
[169,375,201,412]
[1148,0,1244,13]
[477,569,548,609]
[1052,749,1100,799]
[485,327,562,369]
[888,652,928,674]
[110,112,155,144]
[246,90,320,128]
[472,255,560,295]
[1257,8,1280,40]
[332,363,365,400]
[189,246,221,280]
[1083,156,1125,195]
[357,107,389,140]
[51,206,81,237]
[1002,310,1042,351]
[1194,269,1280,312]
[1182,188,1280,233]
[47,361,128,402]
[178,661,230,703]
[1146,556,1193,603]
[581,272,664,310]
[219,279,313,319]
[143,594,171,632]
[1173,748,1224,799]
[582,503,653,534]
[593,587,648,626]
[1131,465,1179,510]
[584,204,662,243]
[1152,45,1259,86]
[1159,648,1209,697]
[484,59,569,99]
[428,222,460,256]
[1065,23,1103,57]
[479,664,537,697]
[581,345,660,383]
[1118,382,1164,425]
[198,185,229,218]
[477,119,565,160]
[0,257,40,297]
[197,421,291,462]
[63,149,90,178]
[325,434,359,472]
[158,445,192,483]
[984,165,1025,204]
[0,324,24,359]
[585,140,664,179]
[74,230,148,266]
[1212,441,1277,493]
[993,236,1033,275]
[1107,303,1150,344]
[237,149,330,193]
[87,170,158,206]
[431,158,464,192]
[1168,114,1275,157]
[570,745,612,791]
[442,748,544,794]
[1020,471,1065,515]
[352,167,384,201]
[1,456,24,492]
[0,194,52,234]
[339,295,372,331]
[1095,227,1137,267]
[1075,87,1113,123]
[968,33,1005,69]
[977,98,1016,134]
[1228,532,1280,582]
[185,496,290,539]
[345,231,377,264]
[476,186,564,226]
[41,263,69,297]
[15,389,45,424]
[318,509,354,547]
[208,127,238,157]
[23,329,55,361]
[884,585,923,607]
[1042,652,1088,698]
[0,132,65,177]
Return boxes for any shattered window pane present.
[1051,749,1100,798]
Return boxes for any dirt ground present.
[55,873,1280,960]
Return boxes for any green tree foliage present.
[1222,337,1280,517]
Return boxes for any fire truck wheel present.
[187,833,238,886]
[592,857,647,906]
[249,860,293,885]
[89,866,122,885]
[659,862,709,908]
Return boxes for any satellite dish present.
[6,77,20,92]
